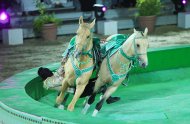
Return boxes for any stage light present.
[94,4,107,20]
[0,12,8,23]
[102,6,107,12]
[0,10,10,28]
[182,0,187,4]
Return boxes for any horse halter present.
[74,30,93,58]
[71,32,94,78]
[119,34,147,67]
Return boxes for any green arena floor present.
[39,67,190,123]
[1,46,190,124]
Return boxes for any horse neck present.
[85,37,93,51]
[109,34,135,72]
[76,37,93,68]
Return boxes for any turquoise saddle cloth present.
[62,34,129,60]
[62,36,100,57]
[100,34,129,58]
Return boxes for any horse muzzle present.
[138,58,148,68]
[140,62,148,68]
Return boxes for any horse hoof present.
[82,103,90,114]
[67,105,74,112]
[58,105,64,110]
[56,97,63,105]
[92,109,99,117]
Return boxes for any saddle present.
[101,34,129,58]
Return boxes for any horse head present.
[132,28,149,68]
[74,16,96,59]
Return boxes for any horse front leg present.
[92,85,118,117]
[67,82,87,111]
[55,79,69,109]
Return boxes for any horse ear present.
[133,28,138,33]
[79,16,84,25]
[90,19,96,29]
[143,27,148,36]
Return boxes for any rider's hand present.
[61,57,67,65]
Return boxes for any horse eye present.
[136,44,140,48]
[87,35,90,39]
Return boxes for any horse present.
[82,28,149,116]
[55,16,96,111]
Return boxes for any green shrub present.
[136,0,162,16]
[33,0,61,33]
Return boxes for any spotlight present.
[94,4,107,20]
[102,6,107,12]
[182,0,187,4]
[0,10,10,28]
[0,12,9,23]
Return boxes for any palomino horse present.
[82,28,149,116]
[56,16,96,111]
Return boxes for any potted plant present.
[33,0,60,41]
[136,0,162,32]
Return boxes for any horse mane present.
[124,30,145,44]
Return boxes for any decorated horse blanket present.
[100,34,129,58]
[62,34,129,63]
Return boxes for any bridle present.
[70,31,95,78]
[119,35,148,67]
[107,34,148,83]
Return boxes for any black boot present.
[106,96,120,104]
